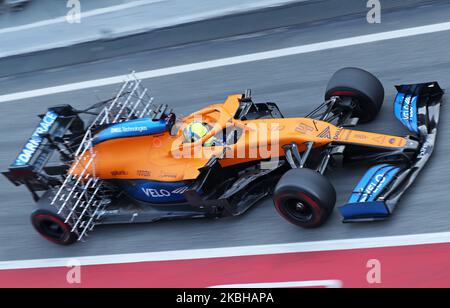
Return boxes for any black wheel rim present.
[285,199,313,223]
[40,219,65,240]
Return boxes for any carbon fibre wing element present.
[339,82,444,222]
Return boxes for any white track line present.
[210,280,343,288]
[0,0,301,35]
[1,231,450,270]
[0,0,165,35]
[2,20,450,104]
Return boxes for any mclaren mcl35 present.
[3,68,444,245]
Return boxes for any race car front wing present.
[339,82,444,222]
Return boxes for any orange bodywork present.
[71,95,407,182]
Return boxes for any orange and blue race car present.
[2,68,444,245]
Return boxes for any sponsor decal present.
[317,127,331,139]
[93,118,168,145]
[343,130,352,141]
[111,170,128,176]
[360,174,386,202]
[142,188,171,198]
[14,111,58,166]
[160,172,178,179]
[172,186,189,194]
[110,126,148,134]
[122,180,191,203]
[333,128,344,141]
[394,93,419,133]
[141,186,189,198]
[349,164,400,205]
[372,136,386,144]
[401,96,415,121]
[417,141,432,159]
[295,123,314,134]
[353,133,367,140]
[137,170,151,177]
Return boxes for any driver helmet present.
[183,121,210,143]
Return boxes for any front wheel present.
[325,67,385,123]
[273,168,336,228]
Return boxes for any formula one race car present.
[3,68,443,245]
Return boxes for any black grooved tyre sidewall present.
[31,209,77,246]
[325,67,385,123]
[273,168,336,228]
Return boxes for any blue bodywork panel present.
[339,201,390,220]
[394,86,419,134]
[93,118,167,145]
[120,180,192,204]
[339,164,401,220]
[348,164,401,203]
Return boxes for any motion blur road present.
[0,2,450,261]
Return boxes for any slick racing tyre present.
[325,67,385,123]
[273,168,336,228]
[31,209,77,245]
[31,194,77,246]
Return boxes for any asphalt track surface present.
[1,2,450,261]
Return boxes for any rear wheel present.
[273,168,336,228]
[31,199,77,246]
[325,67,385,123]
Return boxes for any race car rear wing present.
[3,73,160,204]
[339,82,444,222]
[2,105,85,201]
